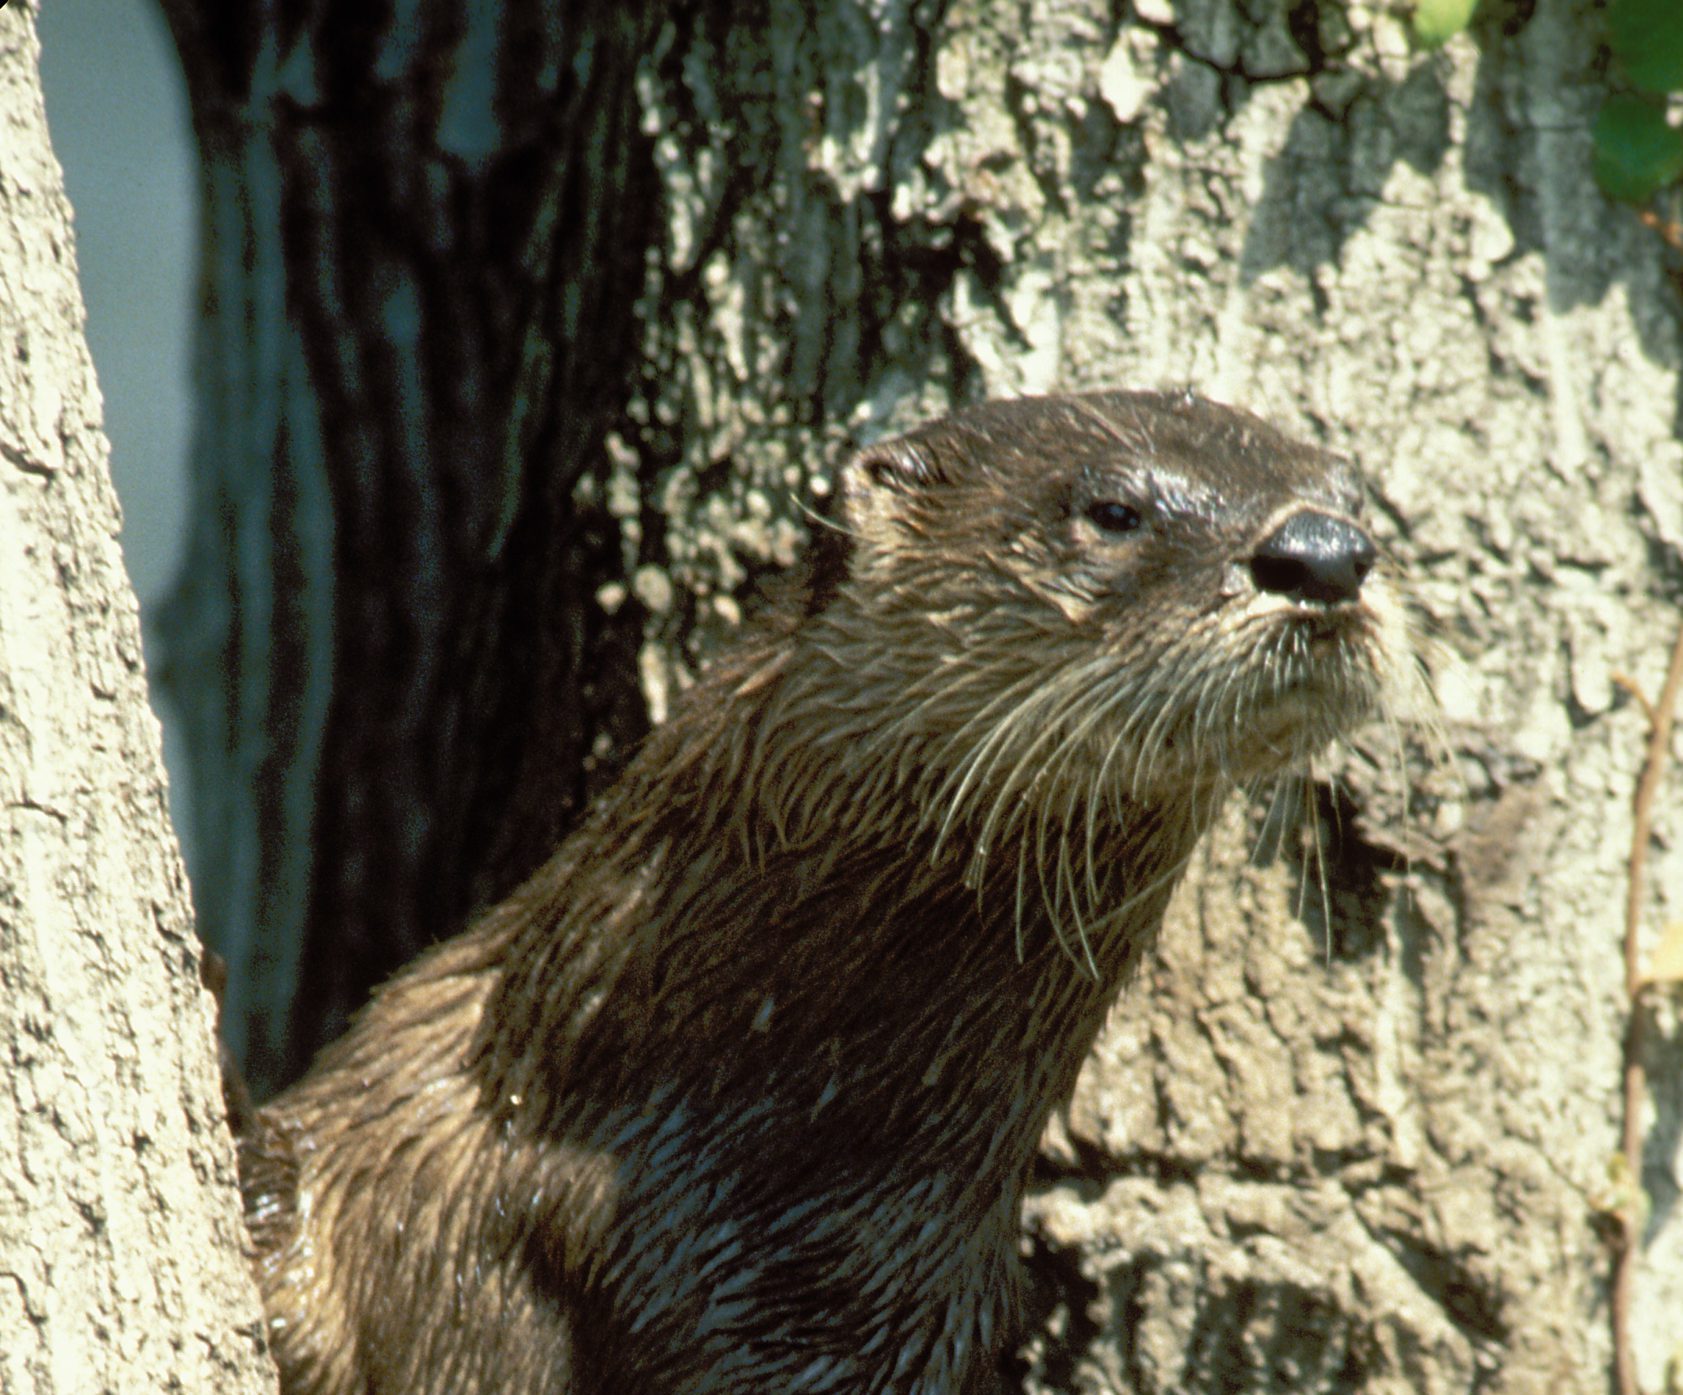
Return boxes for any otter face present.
[835,390,1407,808]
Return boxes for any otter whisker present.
[886,653,1032,799]
[1286,774,1315,926]
[931,664,1077,855]
[1249,772,1289,867]
[1126,651,1197,797]
[1032,669,1140,907]
[1096,820,1204,934]
[970,658,1116,866]
[1193,656,1243,784]
[1012,838,1030,963]
[1035,781,1099,979]
[1017,824,1078,971]
[896,649,1035,732]
[1061,842,1100,980]
[1092,672,1158,804]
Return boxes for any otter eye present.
[1085,500,1142,534]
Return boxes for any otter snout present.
[1249,510,1376,606]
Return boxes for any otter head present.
[815,391,1407,842]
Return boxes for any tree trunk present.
[0,4,274,1391]
[155,0,663,1091]
[160,0,1682,1389]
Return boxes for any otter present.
[239,390,1408,1395]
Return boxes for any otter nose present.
[1250,511,1376,605]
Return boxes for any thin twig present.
[1638,207,1683,253]
[1614,616,1683,1395]
[1612,672,1658,729]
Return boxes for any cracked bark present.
[0,4,273,1390]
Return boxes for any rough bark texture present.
[0,4,275,1391]
[160,0,1680,1389]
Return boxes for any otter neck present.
[490,637,1213,1190]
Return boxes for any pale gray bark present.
[0,4,275,1391]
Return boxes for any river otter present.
[240,390,1408,1394]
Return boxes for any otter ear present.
[850,438,943,494]
[840,437,948,544]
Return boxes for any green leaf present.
[1594,94,1683,203]
[1413,0,1479,46]
[1609,0,1683,95]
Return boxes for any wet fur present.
[242,391,1411,1394]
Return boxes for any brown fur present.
[241,391,1411,1394]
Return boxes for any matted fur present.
[241,391,1414,1394]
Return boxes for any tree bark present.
[159,0,1682,1389]
[155,0,663,1091]
[0,4,274,1390]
